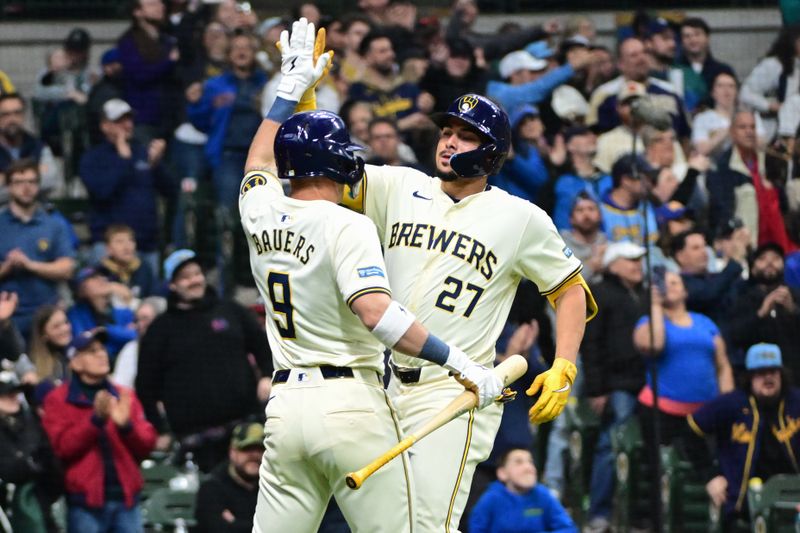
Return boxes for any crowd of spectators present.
[0,1,799,532]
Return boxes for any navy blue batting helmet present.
[432,94,511,178]
[274,110,365,187]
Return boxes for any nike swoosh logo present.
[412,191,432,200]
[553,383,571,393]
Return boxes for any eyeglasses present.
[0,109,24,118]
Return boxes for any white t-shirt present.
[691,109,766,154]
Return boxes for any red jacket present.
[42,378,157,508]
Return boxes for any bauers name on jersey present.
[249,228,316,264]
[387,222,496,281]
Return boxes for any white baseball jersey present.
[238,171,392,373]
[346,164,584,368]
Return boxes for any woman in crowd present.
[693,72,766,158]
[13,305,73,407]
[633,271,734,448]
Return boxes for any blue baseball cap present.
[100,48,120,66]
[656,201,691,225]
[746,343,783,371]
[67,328,108,359]
[509,104,540,130]
[647,17,672,37]
[164,249,197,281]
[525,40,555,59]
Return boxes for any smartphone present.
[652,265,666,295]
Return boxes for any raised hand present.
[276,18,332,103]
[0,292,18,323]
[109,389,132,427]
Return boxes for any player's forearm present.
[245,118,281,174]
[553,285,586,364]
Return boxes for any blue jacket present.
[552,170,612,230]
[470,481,577,533]
[187,69,268,169]
[487,64,575,113]
[490,147,550,204]
[67,302,136,363]
[79,141,170,253]
[688,388,800,516]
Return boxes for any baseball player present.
[271,21,599,532]
[240,19,503,533]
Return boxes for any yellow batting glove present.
[526,357,577,424]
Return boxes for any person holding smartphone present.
[633,270,734,446]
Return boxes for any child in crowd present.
[96,224,157,308]
[469,448,578,533]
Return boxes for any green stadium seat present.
[140,461,182,501]
[562,398,601,526]
[140,488,197,530]
[748,474,800,533]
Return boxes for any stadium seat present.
[140,461,182,501]
[140,488,196,531]
[562,397,601,526]
[747,474,800,533]
[611,417,654,531]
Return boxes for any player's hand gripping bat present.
[345,354,528,490]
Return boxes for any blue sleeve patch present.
[357,266,385,278]
[562,246,573,258]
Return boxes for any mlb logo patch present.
[357,266,385,278]
[562,246,573,258]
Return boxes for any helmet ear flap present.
[449,143,507,178]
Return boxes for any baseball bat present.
[345,354,528,490]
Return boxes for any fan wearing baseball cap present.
[688,343,800,527]
[195,422,265,532]
[487,45,599,114]
[41,328,157,532]
[0,368,61,529]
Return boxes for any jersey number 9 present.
[267,271,296,339]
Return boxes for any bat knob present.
[345,473,362,490]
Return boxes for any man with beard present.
[728,243,800,377]
[347,30,429,134]
[0,159,75,339]
[135,249,272,472]
[643,18,708,113]
[688,343,800,529]
[116,0,180,142]
[559,191,607,285]
[0,93,59,197]
[195,422,264,533]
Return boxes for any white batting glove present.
[276,18,332,102]
[445,346,504,409]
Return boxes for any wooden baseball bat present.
[345,354,528,490]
